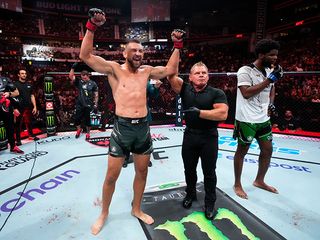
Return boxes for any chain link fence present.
[37,71,319,134]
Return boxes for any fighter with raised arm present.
[79,8,184,235]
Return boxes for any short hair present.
[81,70,90,76]
[255,39,280,56]
[125,39,141,47]
[190,61,208,74]
[18,69,27,74]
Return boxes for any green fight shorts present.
[109,116,153,157]
[233,120,273,145]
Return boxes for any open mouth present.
[133,56,141,61]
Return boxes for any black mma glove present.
[86,8,106,32]
[268,103,277,116]
[182,106,200,118]
[267,65,284,83]
[171,29,186,49]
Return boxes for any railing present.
[39,71,320,136]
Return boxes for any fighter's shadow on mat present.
[139,182,285,240]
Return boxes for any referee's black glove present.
[182,107,200,118]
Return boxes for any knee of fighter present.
[260,148,272,156]
[136,168,148,178]
[105,176,118,185]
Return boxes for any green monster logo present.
[45,81,53,93]
[47,115,55,127]
[0,125,6,140]
[155,209,260,240]
[158,183,180,190]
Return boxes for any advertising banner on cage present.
[44,75,56,136]
[44,76,54,100]
[175,95,183,127]
[45,110,56,136]
[0,120,8,150]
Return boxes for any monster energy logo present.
[155,209,260,240]
[158,183,180,190]
[0,126,6,140]
[47,115,55,127]
[45,81,53,93]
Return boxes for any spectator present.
[68,63,99,140]
[14,69,38,145]
[273,109,302,131]
[0,67,24,154]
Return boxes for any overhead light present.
[295,20,304,26]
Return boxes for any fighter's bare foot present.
[233,185,248,199]
[91,214,108,235]
[253,181,278,194]
[131,210,154,225]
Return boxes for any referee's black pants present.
[182,128,219,208]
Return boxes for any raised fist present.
[171,29,186,49]
[86,8,106,32]
[267,64,284,83]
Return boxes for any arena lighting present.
[149,39,156,42]
[295,20,304,26]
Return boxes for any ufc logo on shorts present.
[131,119,140,124]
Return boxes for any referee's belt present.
[185,127,217,134]
[116,115,148,124]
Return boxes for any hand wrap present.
[171,29,186,49]
[86,8,106,32]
